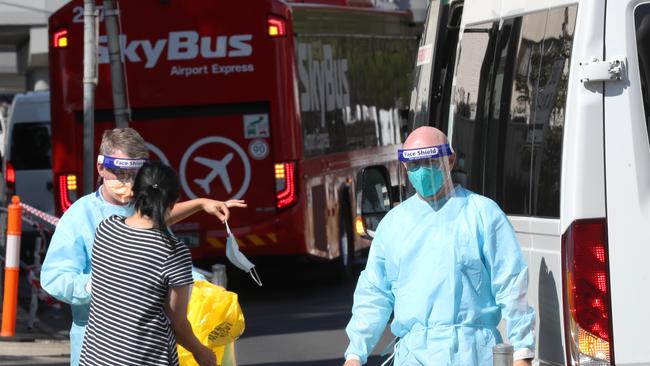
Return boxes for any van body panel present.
[604,1,650,363]
[462,0,501,25]
[559,0,607,235]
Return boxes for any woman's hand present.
[166,286,216,366]
[200,199,246,223]
[193,345,216,366]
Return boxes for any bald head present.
[403,126,448,149]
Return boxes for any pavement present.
[0,271,71,366]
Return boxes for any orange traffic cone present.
[1,196,22,338]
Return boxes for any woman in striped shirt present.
[80,162,215,366]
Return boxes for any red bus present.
[48,0,419,276]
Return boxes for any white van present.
[5,90,54,217]
[357,0,650,365]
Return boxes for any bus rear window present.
[10,122,51,170]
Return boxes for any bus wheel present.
[334,197,354,282]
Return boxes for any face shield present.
[97,155,147,204]
[398,144,455,210]
[98,155,147,183]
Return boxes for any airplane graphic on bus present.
[193,153,234,194]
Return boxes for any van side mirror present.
[355,166,394,239]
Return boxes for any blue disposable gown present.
[41,189,205,365]
[345,187,535,365]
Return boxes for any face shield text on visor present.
[98,155,147,204]
[398,144,455,210]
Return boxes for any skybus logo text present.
[98,31,253,69]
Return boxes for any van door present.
[603,2,650,364]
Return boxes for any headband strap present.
[97,155,147,170]
[398,144,454,162]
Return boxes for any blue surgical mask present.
[225,221,263,286]
[407,166,445,197]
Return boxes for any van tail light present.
[275,162,297,209]
[267,15,287,37]
[6,161,15,191]
[562,218,615,365]
[58,174,78,213]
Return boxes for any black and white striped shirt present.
[80,215,194,366]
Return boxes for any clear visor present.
[398,144,456,210]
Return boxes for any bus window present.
[298,35,415,158]
[635,3,650,150]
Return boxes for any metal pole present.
[493,343,514,366]
[103,0,130,128]
[211,264,228,288]
[83,0,97,195]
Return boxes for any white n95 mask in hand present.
[225,221,263,286]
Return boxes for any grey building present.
[0,0,69,109]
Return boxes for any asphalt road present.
[226,262,394,366]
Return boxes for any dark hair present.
[132,162,180,236]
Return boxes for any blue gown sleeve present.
[344,233,395,364]
[481,203,536,353]
[40,215,92,305]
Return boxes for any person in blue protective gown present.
[343,126,535,366]
[41,128,246,366]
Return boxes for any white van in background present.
[5,90,54,216]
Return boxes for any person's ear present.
[448,153,456,171]
[97,163,105,176]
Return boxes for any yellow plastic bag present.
[178,280,245,366]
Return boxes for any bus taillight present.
[268,15,287,37]
[58,174,77,213]
[53,29,68,48]
[562,218,614,365]
[275,162,297,209]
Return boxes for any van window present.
[635,3,650,148]
[530,7,576,217]
[10,122,51,170]
[450,6,576,218]
[490,12,548,216]
[409,1,443,130]
[450,22,498,193]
